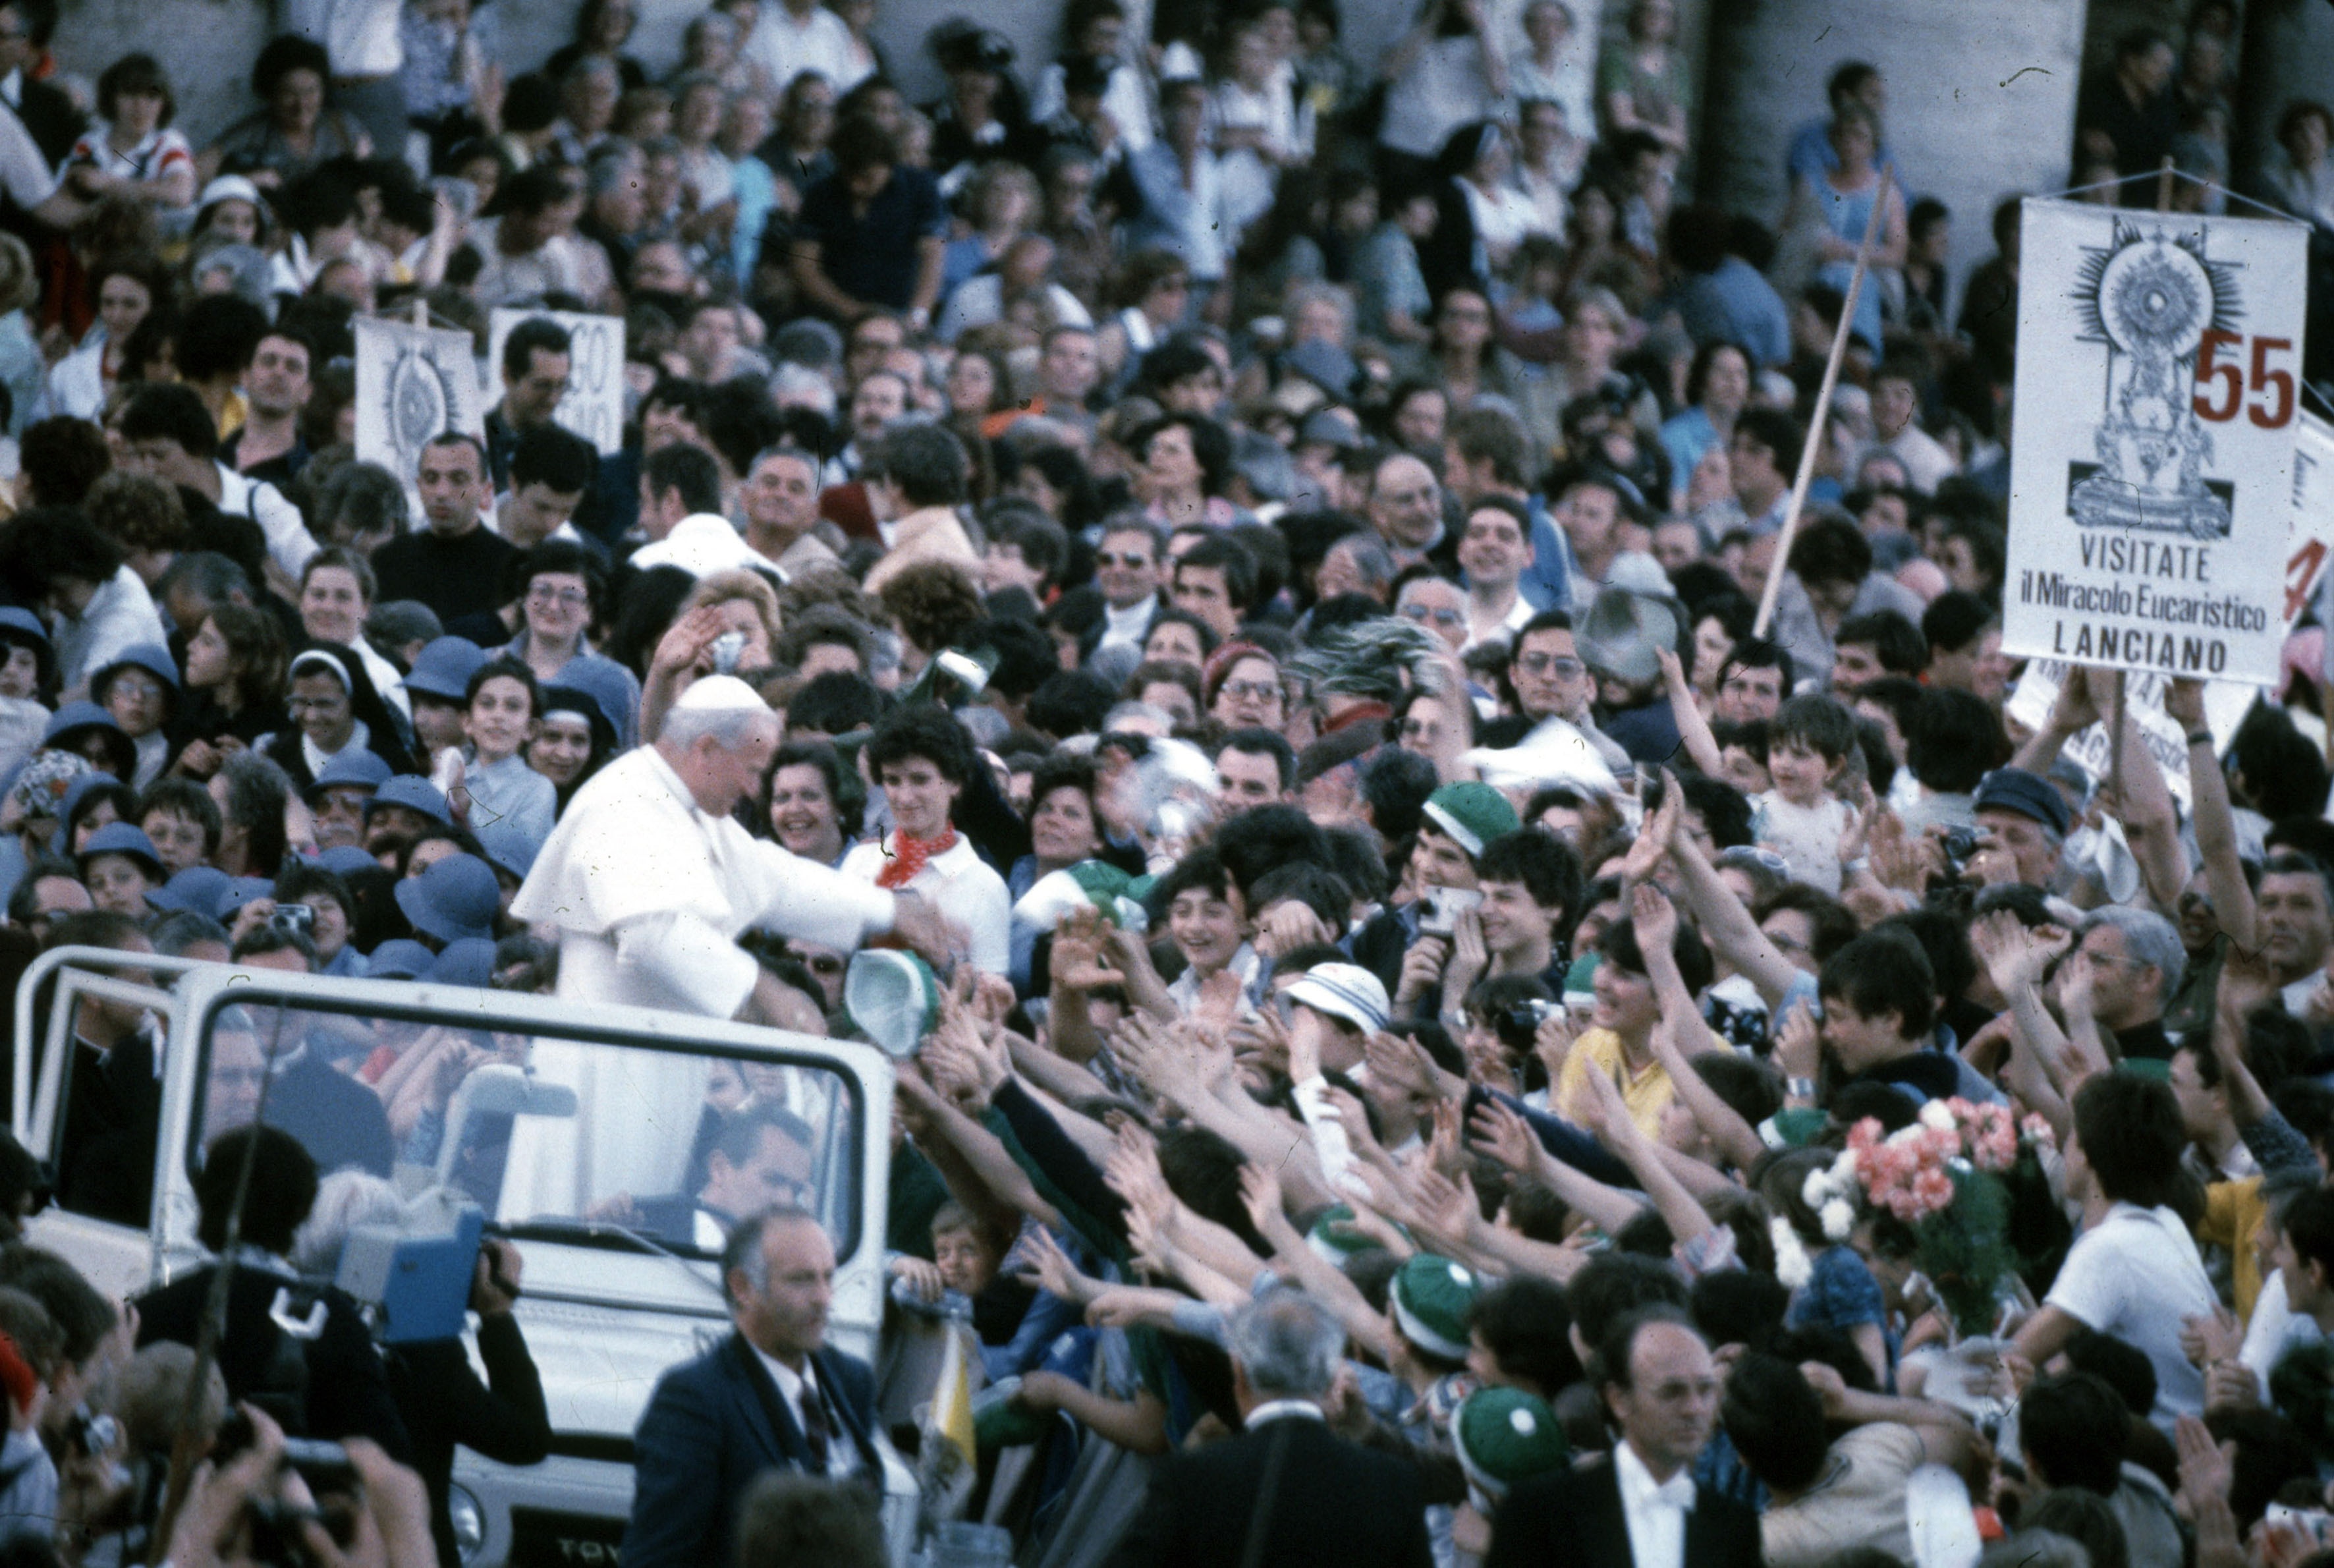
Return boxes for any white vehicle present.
[11,946,917,1567]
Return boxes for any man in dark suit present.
[1114,1290,1433,1568]
[1078,518,1169,685]
[624,1206,880,1568]
[1484,1310,1760,1568]
[630,1104,816,1249]
[49,912,161,1226]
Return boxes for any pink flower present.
[1912,1167,1955,1216]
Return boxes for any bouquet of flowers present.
[1802,1099,2057,1338]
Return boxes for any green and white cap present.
[1010,859,1150,934]
[1420,783,1520,860]
[1451,1387,1568,1499]
[1306,1204,1400,1264]
[1391,1253,1478,1360]
[844,949,941,1059]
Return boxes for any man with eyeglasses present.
[1082,519,1168,681]
[2076,907,2184,1066]
[1507,610,1630,775]
[1393,571,1468,654]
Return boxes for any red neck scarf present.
[876,827,958,889]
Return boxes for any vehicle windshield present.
[167,999,859,1257]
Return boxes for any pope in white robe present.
[499,676,948,1221]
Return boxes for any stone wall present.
[1697,0,2088,321]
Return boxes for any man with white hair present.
[515,673,957,1019]
[1116,1291,1432,1568]
[502,674,959,1216]
[2076,906,2184,1063]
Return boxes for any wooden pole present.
[1754,163,1893,640]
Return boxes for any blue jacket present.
[623,1332,879,1568]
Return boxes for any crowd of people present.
[0,0,2317,1566]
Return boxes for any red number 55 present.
[2194,329,2296,430]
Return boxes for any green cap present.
[1391,1253,1478,1360]
[1421,783,1520,860]
[1451,1387,1568,1498]
[844,949,941,1059]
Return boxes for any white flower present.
[1918,1100,1957,1133]
[1771,1216,1812,1290]
[1820,1198,1855,1242]
[1831,1150,1858,1182]
[1802,1170,1832,1210]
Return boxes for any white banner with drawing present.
[354,318,486,501]
[2003,198,2308,687]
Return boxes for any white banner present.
[354,318,486,501]
[487,310,627,455]
[2004,198,2308,686]
[2290,412,2334,628]
[2005,660,2256,811]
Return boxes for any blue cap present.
[214,876,277,921]
[0,607,49,649]
[42,701,123,745]
[424,937,497,988]
[403,636,489,702]
[317,845,380,878]
[305,750,394,798]
[394,853,500,943]
[76,822,163,877]
[366,938,435,979]
[148,865,231,915]
[1974,766,2073,839]
[364,775,452,824]
[91,643,179,696]
[42,702,134,779]
[477,824,539,883]
[57,772,125,830]
[546,658,636,747]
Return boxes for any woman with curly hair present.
[201,36,373,189]
[876,559,983,681]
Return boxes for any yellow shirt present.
[2199,1176,2269,1322]
[1555,1026,1675,1141]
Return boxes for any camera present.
[709,630,747,675]
[1417,886,1483,937]
[1940,827,1983,878]
[269,903,315,939]
[1497,999,1558,1052]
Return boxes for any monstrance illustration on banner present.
[2065,218,2243,542]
